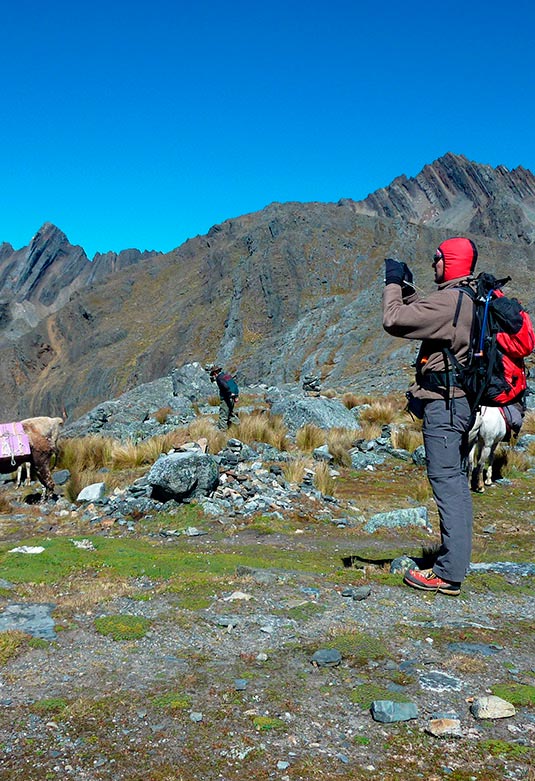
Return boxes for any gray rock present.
[515,433,535,451]
[77,482,106,502]
[370,700,418,723]
[419,671,463,692]
[52,469,71,486]
[349,451,386,469]
[412,445,427,466]
[469,561,535,576]
[364,507,429,533]
[470,695,515,719]
[311,649,342,667]
[0,602,56,640]
[313,444,333,463]
[270,395,360,434]
[448,642,502,657]
[425,718,463,738]
[390,555,417,574]
[146,452,219,502]
[171,362,213,400]
[351,585,372,601]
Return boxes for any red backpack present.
[451,273,535,409]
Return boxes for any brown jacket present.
[383,276,475,400]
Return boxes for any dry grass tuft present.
[326,428,355,467]
[448,654,489,675]
[412,480,433,502]
[58,436,114,473]
[390,425,423,453]
[321,388,337,399]
[231,411,289,450]
[522,410,535,434]
[314,461,336,496]
[21,577,133,615]
[282,456,314,485]
[359,422,382,441]
[341,392,361,409]
[296,424,325,453]
[358,400,400,427]
[151,406,174,424]
[497,445,532,476]
[0,630,28,666]
[0,494,13,513]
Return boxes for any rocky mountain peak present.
[352,152,535,242]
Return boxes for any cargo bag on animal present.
[445,272,535,414]
[0,422,31,463]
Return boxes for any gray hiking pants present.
[422,397,473,583]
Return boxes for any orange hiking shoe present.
[403,568,461,596]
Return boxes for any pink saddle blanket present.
[0,422,31,460]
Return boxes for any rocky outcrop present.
[353,153,535,243]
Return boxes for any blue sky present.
[1,0,533,258]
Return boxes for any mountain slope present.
[1,153,534,420]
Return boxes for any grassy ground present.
[0,458,534,780]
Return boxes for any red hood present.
[437,237,478,282]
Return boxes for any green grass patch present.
[151,691,192,712]
[350,683,411,709]
[135,505,205,535]
[27,638,50,650]
[477,739,532,759]
[30,697,69,715]
[0,537,337,585]
[246,514,299,535]
[325,629,391,664]
[0,630,28,665]
[284,602,325,621]
[94,614,151,641]
[252,715,286,731]
[465,571,535,595]
[491,682,535,707]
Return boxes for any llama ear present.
[62,406,68,421]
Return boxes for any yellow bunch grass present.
[341,392,361,409]
[389,425,423,453]
[57,436,114,473]
[522,410,535,434]
[282,456,314,485]
[313,461,336,496]
[358,400,400,427]
[326,428,355,467]
[295,424,325,453]
[231,411,289,451]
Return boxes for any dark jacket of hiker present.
[214,371,237,403]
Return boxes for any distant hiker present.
[382,237,479,596]
[206,365,240,430]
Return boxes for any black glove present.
[384,258,413,286]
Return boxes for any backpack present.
[447,273,535,412]
[221,373,239,397]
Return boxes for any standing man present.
[206,365,240,430]
[382,237,478,596]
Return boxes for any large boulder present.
[171,362,214,401]
[146,451,219,502]
[270,395,360,434]
[63,375,195,440]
